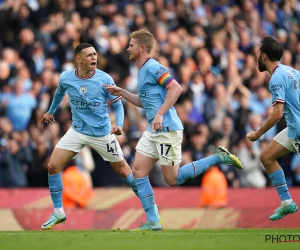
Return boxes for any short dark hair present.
[259,37,283,61]
[75,43,94,55]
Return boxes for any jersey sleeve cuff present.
[111,96,122,103]
[272,99,285,106]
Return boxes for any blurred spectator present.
[62,159,93,208]
[236,138,266,188]
[197,165,228,209]
[0,138,30,187]
[0,60,10,92]
[74,146,95,186]
[104,35,130,85]
[1,78,36,131]
[27,134,50,187]
[204,83,233,123]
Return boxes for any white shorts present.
[273,127,300,154]
[55,127,124,162]
[136,130,183,166]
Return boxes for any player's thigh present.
[134,131,159,177]
[154,130,183,167]
[55,127,86,153]
[133,151,158,178]
[88,133,124,162]
[50,128,85,172]
[48,148,77,173]
[135,131,160,161]
[262,130,293,163]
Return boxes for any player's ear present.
[76,55,81,63]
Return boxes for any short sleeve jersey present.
[269,64,300,141]
[57,69,122,136]
[137,58,183,132]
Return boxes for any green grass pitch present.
[1,229,300,250]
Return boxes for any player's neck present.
[136,55,151,69]
[76,68,95,78]
[267,62,280,76]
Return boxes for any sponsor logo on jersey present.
[155,67,168,76]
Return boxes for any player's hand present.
[111,126,122,135]
[40,112,55,125]
[246,131,260,142]
[151,113,163,133]
[103,84,123,96]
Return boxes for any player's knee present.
[260,152,269,166]
[165,178,177,187]
[47,162,60,174]
[132,166,143,178]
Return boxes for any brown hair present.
[130,29,154,53]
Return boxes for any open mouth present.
[91,62,96,66]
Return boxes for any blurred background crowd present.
[0,0,300,190]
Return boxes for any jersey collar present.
[139,57,151,69]
[272,65,279,73]
[75,69,95,79]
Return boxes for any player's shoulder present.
[95,68,113,80]
[60,69,76,79]
[146,59,168,74]
[95,68,110,76]
[275,64,299,78]
[277,64,298,75]
[271,64,288,81]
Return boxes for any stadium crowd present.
[0,0,300,188]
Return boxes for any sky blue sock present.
[124,172,138,196]
[176,155,220,185]
[136,176,158,223]
[48,172,63,208]
[269,169,291,201]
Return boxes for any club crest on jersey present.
[80,86,87,94]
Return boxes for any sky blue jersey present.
[138,58,183,132]
[269,64,300,141]
[48,69,123,137]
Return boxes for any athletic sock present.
[48,172,65,215]
[176,155,220,185]
[136,176,158,223]
[269,169,292,202]
[124,172,138,196]
[54,208,65,216]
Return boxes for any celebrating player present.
[40,43,138,230]
[104,29,243,231]
[247,37,299,220]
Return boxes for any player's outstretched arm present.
[103,84,143,107]
[246,103,283,141]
